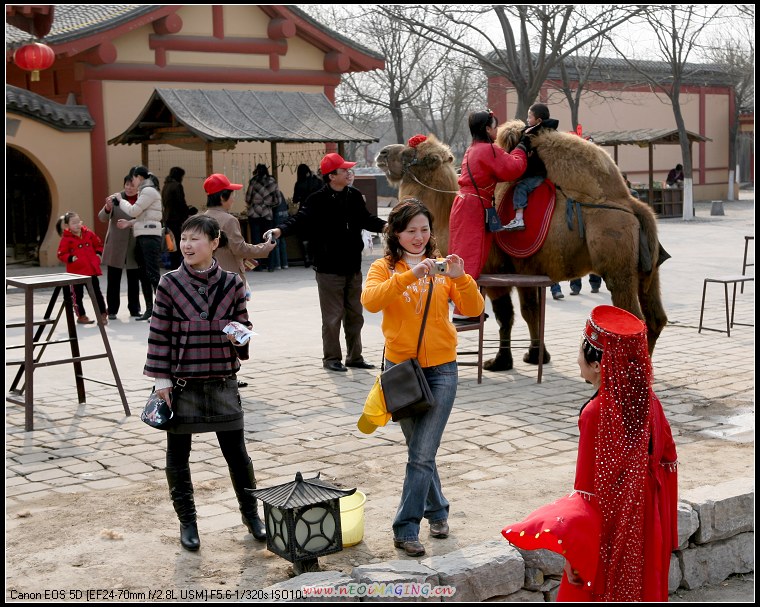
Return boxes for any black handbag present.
[380,278,436,421]
[140,379,185,430]
[466,156,504,233]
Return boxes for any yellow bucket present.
[339,490,366,547]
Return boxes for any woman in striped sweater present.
[144,214,265,551]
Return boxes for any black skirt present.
[168,376,243,434]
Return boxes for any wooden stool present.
[6,273,130,431]
[741,236,753,293]
[698,275,754,337]
[454,309,485,384]
[456,274,552,384]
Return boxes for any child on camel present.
[504,103,559,232]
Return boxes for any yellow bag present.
[357,376,391,434]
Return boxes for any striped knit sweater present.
[144,260,251,380]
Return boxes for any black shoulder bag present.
[466,157,504,233]
[380,277,436,421]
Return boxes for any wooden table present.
[6,273,129,431]
[456,274,553,384]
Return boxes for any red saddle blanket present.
[495,180,556,258]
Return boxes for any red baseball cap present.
[320,153,356,176]
[204,173,243,195]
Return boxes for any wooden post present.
[205,142,213,178]
[648,144,654,206]
[271,141,278,181]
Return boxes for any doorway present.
[6,146,52,265]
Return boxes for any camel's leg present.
[638,268,668,355]
[483,291,515,372]
[516,286,552,366]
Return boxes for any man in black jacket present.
[268,153,386,372]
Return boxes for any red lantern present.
[13,42,55,82]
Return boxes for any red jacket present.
[57,225,103,276]
[457,141,527,200]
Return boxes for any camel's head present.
[375,134,455,187]
[496,119,526,153]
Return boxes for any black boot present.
[229,460,266,541]
[165,465,200,551]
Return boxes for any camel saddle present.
[496,180,556,258]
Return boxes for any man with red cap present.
[203,173,275,295]
[268,153,386,372]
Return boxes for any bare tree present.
[333,7,465,144]
[408,55,486,157]
[703,8,754,200]
[606,5,725,219]
[380,5,645,120]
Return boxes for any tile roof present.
[5,5,157,47]
[108,88,377,146]
[6,85,94,131]
[483,52,736,88]
[583,127,710,146]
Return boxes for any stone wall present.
[264,477,753,602]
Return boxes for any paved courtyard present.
[5,195,754,596]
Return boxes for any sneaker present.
[552,292,564,300]
[591,287,600,293]
[570,289,580,296]
[108,313,117,320]
[77,315,95,324]
[504,217,525,232]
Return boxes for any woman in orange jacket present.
[56,212,107,325]
[361,198,484,558]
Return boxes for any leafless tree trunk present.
[380,5,644,120]
[315,6,466,145]
[606,5,724,220]
[703,8,754,200]
[408,56,486,158]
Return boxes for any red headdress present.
[584,305,653,600]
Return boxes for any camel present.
[375,128,667,372]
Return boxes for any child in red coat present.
[56,212,108,325]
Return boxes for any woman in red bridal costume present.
[502,305,678,601]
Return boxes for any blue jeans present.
[512,175,545,210]
[551,283,562,295]
[389,359,458,541]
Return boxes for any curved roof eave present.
[6,84,95,131]
[7,5,384,72]
[108,88,378,146]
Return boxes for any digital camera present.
[434,258,448,274]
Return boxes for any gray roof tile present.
[6,85,94,131]
[109,88,377,145]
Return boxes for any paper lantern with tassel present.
[14,42,55,82]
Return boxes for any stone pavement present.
[5,195,755,597]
